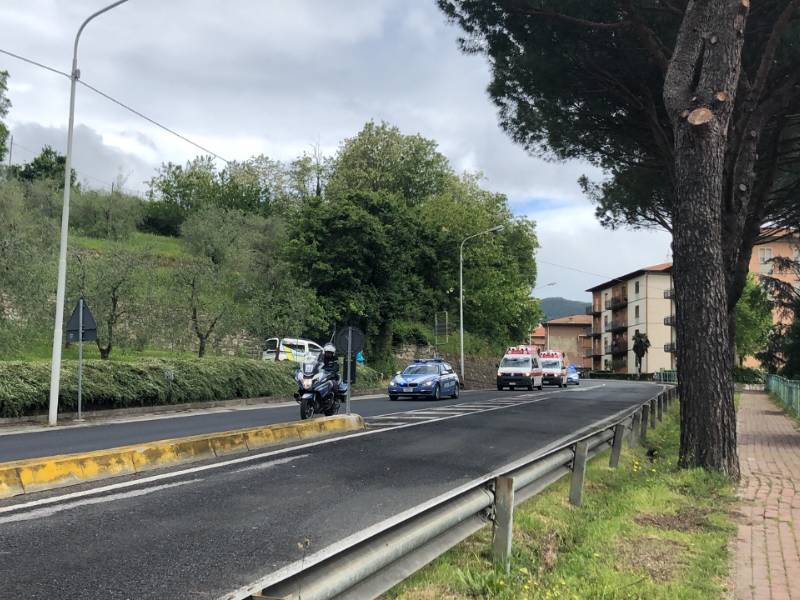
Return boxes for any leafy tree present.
[147,155,291,219]
[0,70,10,164]
[326,121,453,203]
[71,247,142,359]
[180,206,265,267]
[0,180,57,352]
[287,191,405,358]
[632,331,651,376]
[734,276,773,366]
[183,259,235,358]
[11,146,77,188]
[438,0,800,477]
[70,189,143,240]
[782,315,800,378]
[147,156,218,214]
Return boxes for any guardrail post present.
[649,398,657,429]
[630,410,642,448]
[569,441,589,506]
[640,404,649,441]
[657,394,664,422]
[492,476,515,573]
[609,423,625,468]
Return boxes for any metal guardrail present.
[766,374,800,418]
[232,386,679,600]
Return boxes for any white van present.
[540,350,568,387]
[496,346,543,391]
[262,338,323,363]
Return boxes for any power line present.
[537,258,674,295]
[0,47,231,164]
[78,80,230,164]
[0,48,69,79]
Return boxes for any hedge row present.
[588,372,654,381]
[0,358,383,418]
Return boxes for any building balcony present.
[664,315,676,326]
[604,320,627,332]
[607,296,628,311]
[610,343,628,355]
[664,289,675,299]
[664,342,676,353]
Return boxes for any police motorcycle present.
[294,344,348,420]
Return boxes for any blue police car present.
[388,358,460,401]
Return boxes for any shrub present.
[0,359,294,418]
[588,371,654,381]
[733,366,764,384]
[71,190,143,240]
[139,200,185,237]
[0,358,384,418]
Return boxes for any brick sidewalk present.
[735,392,800,600]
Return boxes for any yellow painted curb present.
[0,414,364,499]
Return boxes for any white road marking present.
[0,390,498,437]
[0,384,609,515]
[231,454,308,474]
[0,479,201,524]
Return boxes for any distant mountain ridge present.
[539,297,590,322]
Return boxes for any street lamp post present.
[459,225,504,385]
[47,0,130,426]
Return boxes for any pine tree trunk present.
[663,0,746,479]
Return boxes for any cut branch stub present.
[715,91,730,102]
[687,107,714,126]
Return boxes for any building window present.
[634,305,640,320]
[634,281,640,295]
[759,247,773,273]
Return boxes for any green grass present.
[384,405,737,600]
[72,231,188,259]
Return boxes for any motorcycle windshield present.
[302,361,317,376]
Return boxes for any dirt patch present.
[388,585,461,600]
[538,529,559,571]
[634,507,713,532]
[617,536,688,582]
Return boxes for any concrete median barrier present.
[0,414,365,500]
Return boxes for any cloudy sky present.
[0,0,671,301]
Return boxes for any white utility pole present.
[48,0,130,426]
[459,225,504,384]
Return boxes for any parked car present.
[388,358,460,401]
[262,337,323,363]
[566,363,580,385]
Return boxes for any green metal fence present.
[766,374,800,418]
[654,370,677,384]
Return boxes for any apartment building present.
[586,263,676,374]
[751,229,800,316]
[540,315,593,369]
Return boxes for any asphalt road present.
[2,385,568,462]
[0,380,662,600]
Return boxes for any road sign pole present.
[78,297,83,421]
[346,328,352,415]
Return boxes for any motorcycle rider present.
[320,343,340,388]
